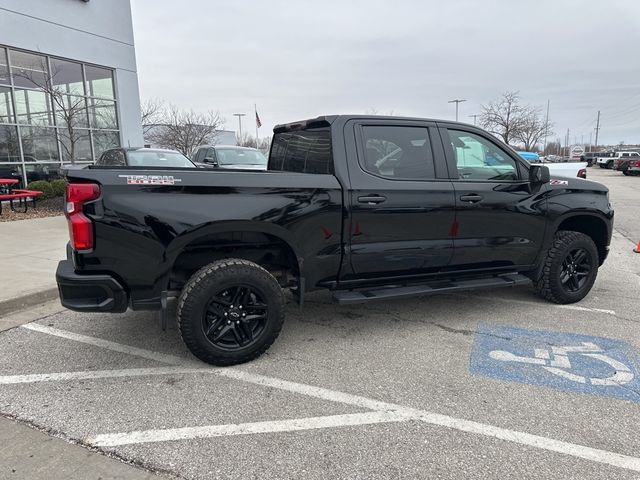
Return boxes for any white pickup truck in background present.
[517,152,587,179]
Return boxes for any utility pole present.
[542,99,550,155]
[468,114,478,125]
[448,99,466,121]
[594,110,601,150]
[589,131,592,152]
[565,128,570,157]
[233,113,246,145]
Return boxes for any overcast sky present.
[131,0,640,146]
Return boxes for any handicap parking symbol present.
[470,324,640,402]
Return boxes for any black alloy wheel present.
[559,248,592,293]
[203,285,268,350]
[177,258,285,366]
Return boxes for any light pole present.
[448,99,466,121]
[233,113,246,144]
[468,114,478,125]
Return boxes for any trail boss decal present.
[549,179,569,186]
[118,175,182,185]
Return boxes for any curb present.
[0,288,59,317]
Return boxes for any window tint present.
[361,126,435,180]
[269,128,333,174]
[448,130,520,181]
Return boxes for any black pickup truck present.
[56,115,613,365]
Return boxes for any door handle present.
[459,194,483,203]
[358,195,386,204]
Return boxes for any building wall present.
[0,0,143,148]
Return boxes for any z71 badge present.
[549,179,569,186]
[118,175,182,185]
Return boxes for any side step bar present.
[332,273,531,305]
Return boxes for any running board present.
[332,273,531,305]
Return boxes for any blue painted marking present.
[470,324,640,402]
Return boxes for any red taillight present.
[636,160,640,168]
[578,168,587,179]
[65,183,100,250]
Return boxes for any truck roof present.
[273,114,469,133]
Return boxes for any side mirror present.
[203,157,218,167]
[529,164,550,185]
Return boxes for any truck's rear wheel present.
[177,259,285,366]
[534,231,599,304]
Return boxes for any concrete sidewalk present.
[0,216,68,315]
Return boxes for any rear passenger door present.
[343,119,456,281]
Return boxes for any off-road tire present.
[534,231,599,304]
[177,259,285,366]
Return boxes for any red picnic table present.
[0,178,43,215]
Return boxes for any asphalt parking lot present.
[1,168,639,480]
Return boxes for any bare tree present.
[146,105,224,156]
[480,91,527,146]
[238,132,257,148]
[13,55,89,164]
[140,98,165,138]
[543,141,561,156]
[514,106,554,151]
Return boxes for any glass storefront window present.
[14,88,54,126]
[54,94,89,128]
[89,99,118,129]
[50,58,85,96]
[92,130,120,159]
[10,50,48,89]
[59,128,92,163]
[0,87,14,123]
[0,48,9,86]
[85,65,114,99]
[0,46,120,183]
[0,125,20,162]
[20,126,59,162]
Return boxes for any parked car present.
[596,151,638,169]
[517,152,587,179]
[57,114,613,366]
[191,145,268,170]
[617,157,640,176]
[612,152,640,172]
[95,147,197,168]
[580,152,598,167]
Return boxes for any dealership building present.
[0,0,143,185]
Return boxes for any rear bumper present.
[56,259,128,313]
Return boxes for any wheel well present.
[557,216,608,264]
[170,231,299,289]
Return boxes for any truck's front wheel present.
[177,259,285,366]
[534,231,599,304]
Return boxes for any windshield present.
[216,148,267,166]
[127,151,195,168]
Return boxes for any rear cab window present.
[268,128,334,174]
[360,125,436,180]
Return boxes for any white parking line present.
[22,323,195,365]
[89,411,405,447]
[0,366,207,385]
[464,295,616,316]
[18,322,640,473]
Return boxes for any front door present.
[441,126,547,272]
[343,120,456,282]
